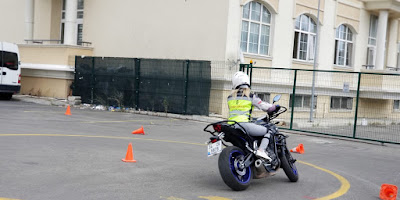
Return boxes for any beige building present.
[1,0,400,124]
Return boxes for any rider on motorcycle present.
[228,71,278,161]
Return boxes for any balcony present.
[361,65,400,72]
[24,39,92,47]
[362,0,400,17]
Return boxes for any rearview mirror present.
[273,95,281,103]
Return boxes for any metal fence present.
[73,56,211,115]
[240,64,400,145]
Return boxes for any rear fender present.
[223,133,247,151]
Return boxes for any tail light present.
[18,74,21,84]
[213,124,222,132]
[209,135,220,143]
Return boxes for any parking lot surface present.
[0,98,399,200]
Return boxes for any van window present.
[1,51,18,70]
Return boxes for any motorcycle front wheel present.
[218,146,252,191]
[279,147,299,182]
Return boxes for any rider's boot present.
[256,149,272,161]
[257,136,272,161]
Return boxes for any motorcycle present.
[204,95,298,191]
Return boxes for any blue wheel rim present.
[291,163,298,175]
[229,150,251,184]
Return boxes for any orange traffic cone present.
[380,184,398,200]
[290,143,304,154]
[122,143,137,163]
[132,126,145,135]
[65,105,71,115]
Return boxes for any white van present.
[0,42,21,100]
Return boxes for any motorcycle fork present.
[271,136,282,168]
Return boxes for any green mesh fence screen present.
[73,56,211,115]
[239,65,400,144]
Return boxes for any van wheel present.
[0,93,12,100]
[4,93,12,100]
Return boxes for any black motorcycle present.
[204,95,298,191]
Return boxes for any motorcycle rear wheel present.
[279,148,299,182]
[218,146,252,191]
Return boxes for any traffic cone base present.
[132,126,145,135]
[122,143,137,163]
[65,105,71,115]
[380,184,398,200]
[290,143,304,154]
[122,158,137,163]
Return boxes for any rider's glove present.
[267,105,277,114]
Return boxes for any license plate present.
[207,140,222,157]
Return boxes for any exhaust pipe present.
[254,159,269,179]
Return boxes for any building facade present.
[1,0,400,123]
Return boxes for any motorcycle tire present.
[279,149,299,182]
[218,146,252,191]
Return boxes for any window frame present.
[289,94,317,109]
[334,24,354,67]
[394,100,400,110]
[240,1,272,56]
[255,92,270,102]
[330,96,353,110]
[397,43,400,70]
[253,92,270,111]
[366,15,378,67]
[293,14,317,62]
[61,0,84,45]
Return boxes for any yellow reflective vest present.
[227,94,253,123]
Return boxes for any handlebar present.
[268,106,287,121]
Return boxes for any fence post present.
[134,58,141,110]
[184,60,189,114]
[353,73,362,138]
[91,57,95,104]
[73,56,77,96]
[290,70,298,130]
[249,62,253,87]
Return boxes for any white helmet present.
[232,71,250,89]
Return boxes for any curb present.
[12,95,224,124]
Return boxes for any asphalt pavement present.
[0,96,399,200]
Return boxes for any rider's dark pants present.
[234,122,271,151]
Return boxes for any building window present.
[331,97,353,110]
[293,15,317,61]
[61,0,84,45]
[240,1,271,55]
[77,0,84,19]
[289,95,317,109]
[394,100,400,110]
[366,15,378,67]
[255,92,270,102]
[334,25,353,67]
[77,24,83,45]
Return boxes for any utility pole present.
[310,0,321,122]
